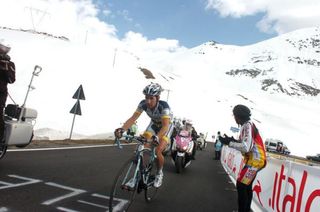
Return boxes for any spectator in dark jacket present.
[0,42,16,142]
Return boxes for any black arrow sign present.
[70,100,82,115]
[72,85,85,100]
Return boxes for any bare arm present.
[121,111,141,131]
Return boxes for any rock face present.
[220,27,320,97]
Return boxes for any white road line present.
[77,200,108,209]
[7,143,135,152]
[42,182,86,205]
[91,193,109,199]
[0,175,42,190]
[91,193,128,212]
[56,207,80,212]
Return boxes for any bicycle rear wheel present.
[142,149,158,202]
[109,156,140,212]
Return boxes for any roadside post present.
[69,85,85,140]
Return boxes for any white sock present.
[157,169,163,175]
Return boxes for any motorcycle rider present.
[0,42,16,143]
[182,119,197,160]
[114,83,174,188]
[219,104,266,212]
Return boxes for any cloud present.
[205,0,320,34]
[0,0,184,50]
[117,9,133,22]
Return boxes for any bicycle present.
[109,135,159,212]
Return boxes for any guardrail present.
[220,146,320,212]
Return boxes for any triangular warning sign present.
[70,100,82,115]
[72,85,85,100]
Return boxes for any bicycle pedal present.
[121,185,135,191]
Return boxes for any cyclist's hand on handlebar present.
[114,128,125,138]
[151,135,159,145]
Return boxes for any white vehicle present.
[0,65,42,159]
[265,140,278,152]
[265,139,290,155]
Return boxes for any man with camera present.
[0,41,16,143]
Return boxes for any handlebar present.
[122,134,148,144]
[115,134,157,146]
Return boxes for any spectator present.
[219,105,266,212]
[214,131,222,160]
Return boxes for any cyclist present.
[115,83,174,188]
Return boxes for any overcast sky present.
[1,0,320,48]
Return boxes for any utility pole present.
[25,6,50,31]
[164,89,171,102]
[84,30,88,44]
[113,48,117,69]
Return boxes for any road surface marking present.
[42,182,86,205]
[0,175,42,190]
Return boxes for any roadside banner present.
[221,146,320,212]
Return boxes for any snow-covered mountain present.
[1,26,319,157]
[34,128,115,140]
[34,128,86,140]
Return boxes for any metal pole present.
[69,113,76,140]
[22,74,35,107]
[166,89,171,102]
[112,48,117,69]
[22,65,42,107]
[69,88,81,140]
[69,111,77,140]
[84,30,88,45]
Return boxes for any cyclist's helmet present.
[184,119,193,131]
[185,119,193,127]
[143,83,162,96]
[233,104,251,120]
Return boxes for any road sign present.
[69,85,86,139]
[72,85,85,100]
[70,100,81,115]
[230,126,240,133]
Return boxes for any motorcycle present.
[0,65,42,159]
[171,129,194,173]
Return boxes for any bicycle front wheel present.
[142,149,158,202]
[109,156,139,212]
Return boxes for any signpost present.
[69,85,85,140]
[230,126,240,133]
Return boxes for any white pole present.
[113,48,117,69]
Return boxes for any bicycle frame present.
[129,136,157,189]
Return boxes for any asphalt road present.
[0,143,237,212]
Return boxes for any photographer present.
[0,42,16,143]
